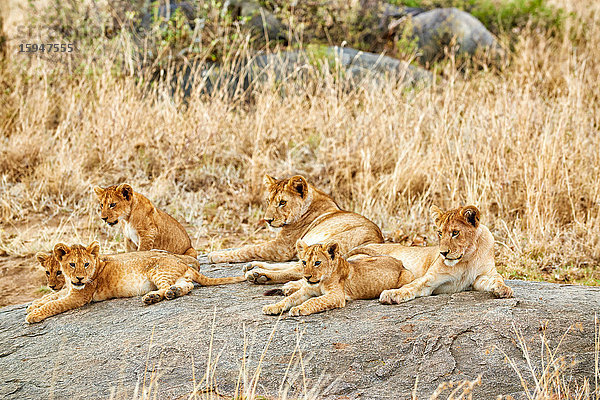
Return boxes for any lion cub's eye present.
[46,271,50,276]
[84,262,89,268]
[438,230,443,237]
[278,200,286,207]
[314,261,321,266]
[451,230,459,238]
[56,271,62,276]
[69,263,76,268]
[109,203,116,209]
[302,260,307,265]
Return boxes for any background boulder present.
[410,8,503,64]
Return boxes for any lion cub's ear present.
[296,240,308,258]
[53,243,70,261]
[263,174,277,187]
[86,241,100,258]
[287,175,308,198]
[430,205,444,226]
[35,252,50,264]
[93,186,105,198]
[462,206,480,228]
[116,184,133,201]
[324,242,339,260]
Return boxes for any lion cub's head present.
[94,184,134,226]
[296,240,340,285]
[53,242,100,290]
[431,205,481,267]
[262,175,312,228]
[35,252,65,290]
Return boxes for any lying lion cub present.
[263,241,414,316]
[26,242,245,323]
[26,252,66,313]
[347,205,513,305]
[94,184,197,257]
[208,174,384,285]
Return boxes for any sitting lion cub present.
[347,205,514,305]
[263,241,414,316]
[26,242,245,323]
[94,184,197,257]
[26,252,66,313]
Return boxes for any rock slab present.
[0,263,598,399]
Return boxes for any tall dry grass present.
[0,0,599,284]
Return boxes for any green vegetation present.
[391,0,567,35]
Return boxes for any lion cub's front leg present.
[263,284,318,315]
[473,271,513,298]
[137,228,158,251]
[26,290,64,313]
[125,237,138,252]
[26,291,91,323]
[289,292,346,316]
[245,262,303,284]
[380,274,438,305]
[209,241,293,264]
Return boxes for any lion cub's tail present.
[186,268,246,286]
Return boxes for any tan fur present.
[26,252,67,313]
[94,184,197,257]
[263,241,414,316]
[347,205,513,304]
[25,243,245,323]
[208,174,384,284]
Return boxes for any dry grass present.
[0,0,599,287]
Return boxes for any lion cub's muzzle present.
[71,278,86,289]
[305,275,320,285]
[442,255,462,267]
[102,217,118,226]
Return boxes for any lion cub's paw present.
[142,292,163,305]
[165,286,183,300]
[379,288,413,305]
[263,303,285,315]
[26,303,39,313]
[281,281,302,296]
[493,284,514,299]
[246,270,270,284]
[243,262,269,273]
[289,306,310,317]
[25,310,46,324]
[242,263,256,273]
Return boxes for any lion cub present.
[26,252,67,313]
[263,241,414,316]
[26,242,245,323]
[347,205,514,305]
[94,184,197,257]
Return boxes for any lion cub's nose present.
[265,218,274,226]
[102,217,108,222]
[75,277,84,282]
[440,250,450,257]
[49,285,56,289]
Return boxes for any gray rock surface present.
[410,8,503,63]
[1,260,597,399]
